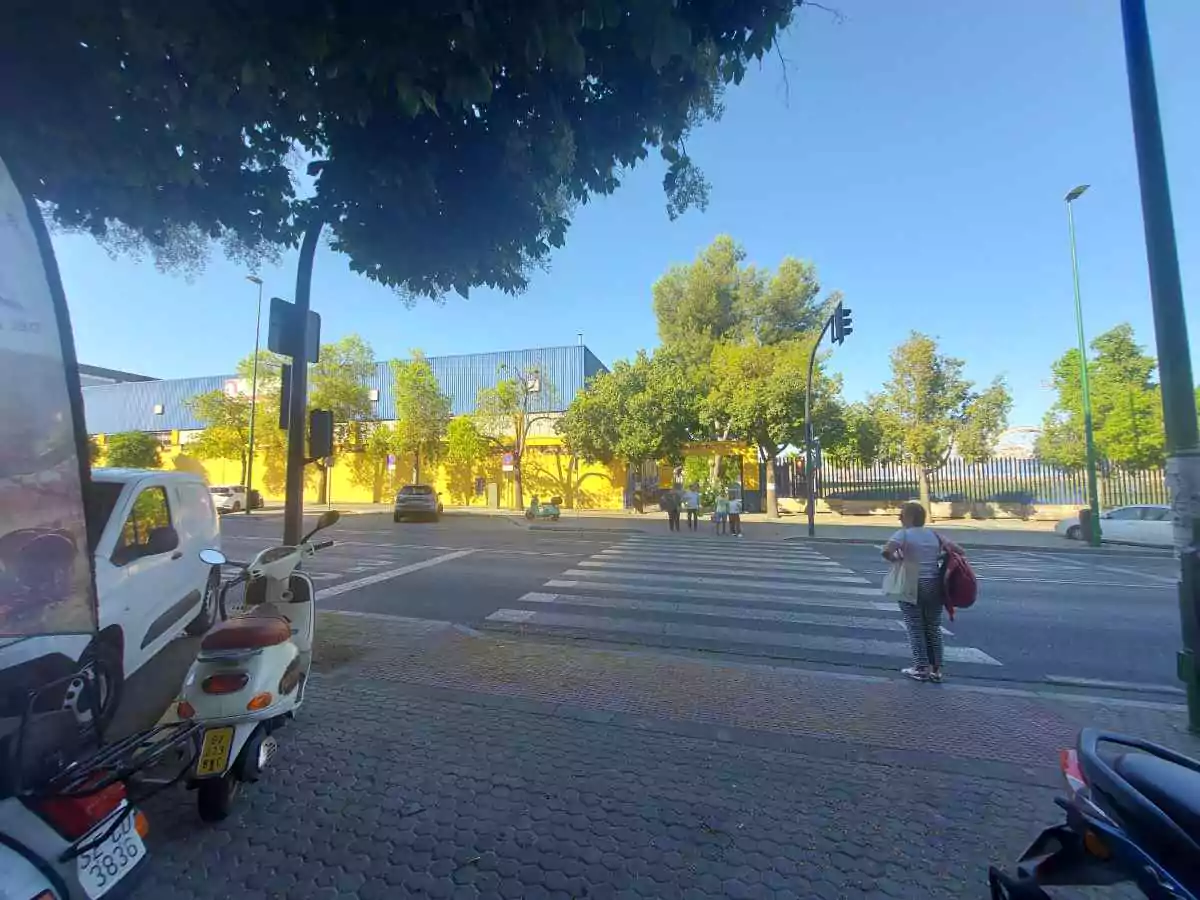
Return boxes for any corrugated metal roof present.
[82,345,608,434]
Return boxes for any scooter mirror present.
[316,510,340,530]
[199,548,228,566]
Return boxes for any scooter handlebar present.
[312,540,335,551]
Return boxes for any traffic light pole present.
[1121,0,1200,730]
[804,316,834,538]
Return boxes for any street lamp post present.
[244,275,264,515]
[1120,0,1200,731]
[1064,185,1103,548]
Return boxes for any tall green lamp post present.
[1064,184,1103,548]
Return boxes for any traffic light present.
[831,301,853,345]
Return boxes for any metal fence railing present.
[776,457,1169,508]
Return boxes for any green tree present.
[87,435,101,466]
[873,332,1011,514]
[105,431,162,469]
[475,366,557,510]
[309,335,376,503]
[5,3,799,296]
[558,351,699,474]
[824,401,888,467]
[346,422,402,503]
[392,351,452,483]
[1036,324,1166,470]
[187,390,253,483]
[651,235,842,515]
[444,417,491,504]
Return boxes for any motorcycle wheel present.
[197,772,240,822]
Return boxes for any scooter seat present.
[1114,752,1200,846]
[200,615,291,652]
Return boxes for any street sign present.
[267,296,321,362]
[502,452,514,472]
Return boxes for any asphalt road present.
[218,511,1184,698]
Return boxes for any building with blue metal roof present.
[81,344,608,436]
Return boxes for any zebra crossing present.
[482,535,1002,671]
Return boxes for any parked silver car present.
[393,484,442,522]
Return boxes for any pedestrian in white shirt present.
[728,496,743,536]
[683,484,700,530]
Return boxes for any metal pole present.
[244,277,263,515]
[804,317,833,537]
[283,222,324,545]
[1121,0,1200,730]
[1066,199,1103,547]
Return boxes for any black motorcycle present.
[989,728,1200,899]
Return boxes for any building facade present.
[81,344,634,509]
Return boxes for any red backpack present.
[937,536,978,615]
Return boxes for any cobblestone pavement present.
[130,612,1199,900]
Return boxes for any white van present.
[83,468,222,721]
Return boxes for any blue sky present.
[53,0,1200,427]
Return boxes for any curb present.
[527,524,646,536]
[784,534,1173,558]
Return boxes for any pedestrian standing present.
[662,488,681,532]
[714,492,729,535]
[683,484,700,530]
[882,501,959,683]
[728,495,743,537]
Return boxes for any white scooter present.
[177,510,338,821]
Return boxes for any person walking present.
[683,483,700,530]
[662,488,681,532]
[714,491,729,535]
[882,501,958,683]
[728,494,743,537]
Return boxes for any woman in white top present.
[882,502,959,683]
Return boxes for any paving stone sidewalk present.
[132,612,1197,900]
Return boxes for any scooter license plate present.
[196,726,235,777]
[76,803,145,898]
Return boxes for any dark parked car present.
[394,484,443,522]
[249,489,264,510]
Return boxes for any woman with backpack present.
[882,501,964,683]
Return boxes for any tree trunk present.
[317,463,329,505]
[513,462,524,511]
[765,460,779,518]
[412,449,421,484]
[918,468,932,520]
[240,452,248,487]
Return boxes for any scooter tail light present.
[34,779,126,840]
[134,810,150,838]
[176,700,196,719]
[1060,748,1087,794]
[247,692,273,711]
[201,672,250,695]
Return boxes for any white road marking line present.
[319,550,476,598]
[598,549,846,570]
[543,579,894,607]
[514,591,912,632]
[555,570,880,595]
[484,609,999,665]
[572,561,870,585]
[1090,564,1177,585]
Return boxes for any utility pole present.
[1064,187,1103,547]
[805,301,853,536]
[1120,0,1200,730]
[283,221,324,545]
[243,275,264,514]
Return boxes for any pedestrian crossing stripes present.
[484,535,1002,670]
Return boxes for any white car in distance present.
[209,484,248,514]
[1055,504,1172,548]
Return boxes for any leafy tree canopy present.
[558,350,699,467]
[392,350,452,477]
[309,335,376,424]
[3,1,801,297]
[187,389,253,480]
[104,431,162,469]
[872,331,1011,509]
[1036,323,1166,470]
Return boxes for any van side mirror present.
[146,526,179,556]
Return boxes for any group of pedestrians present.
[662,484,742,536]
